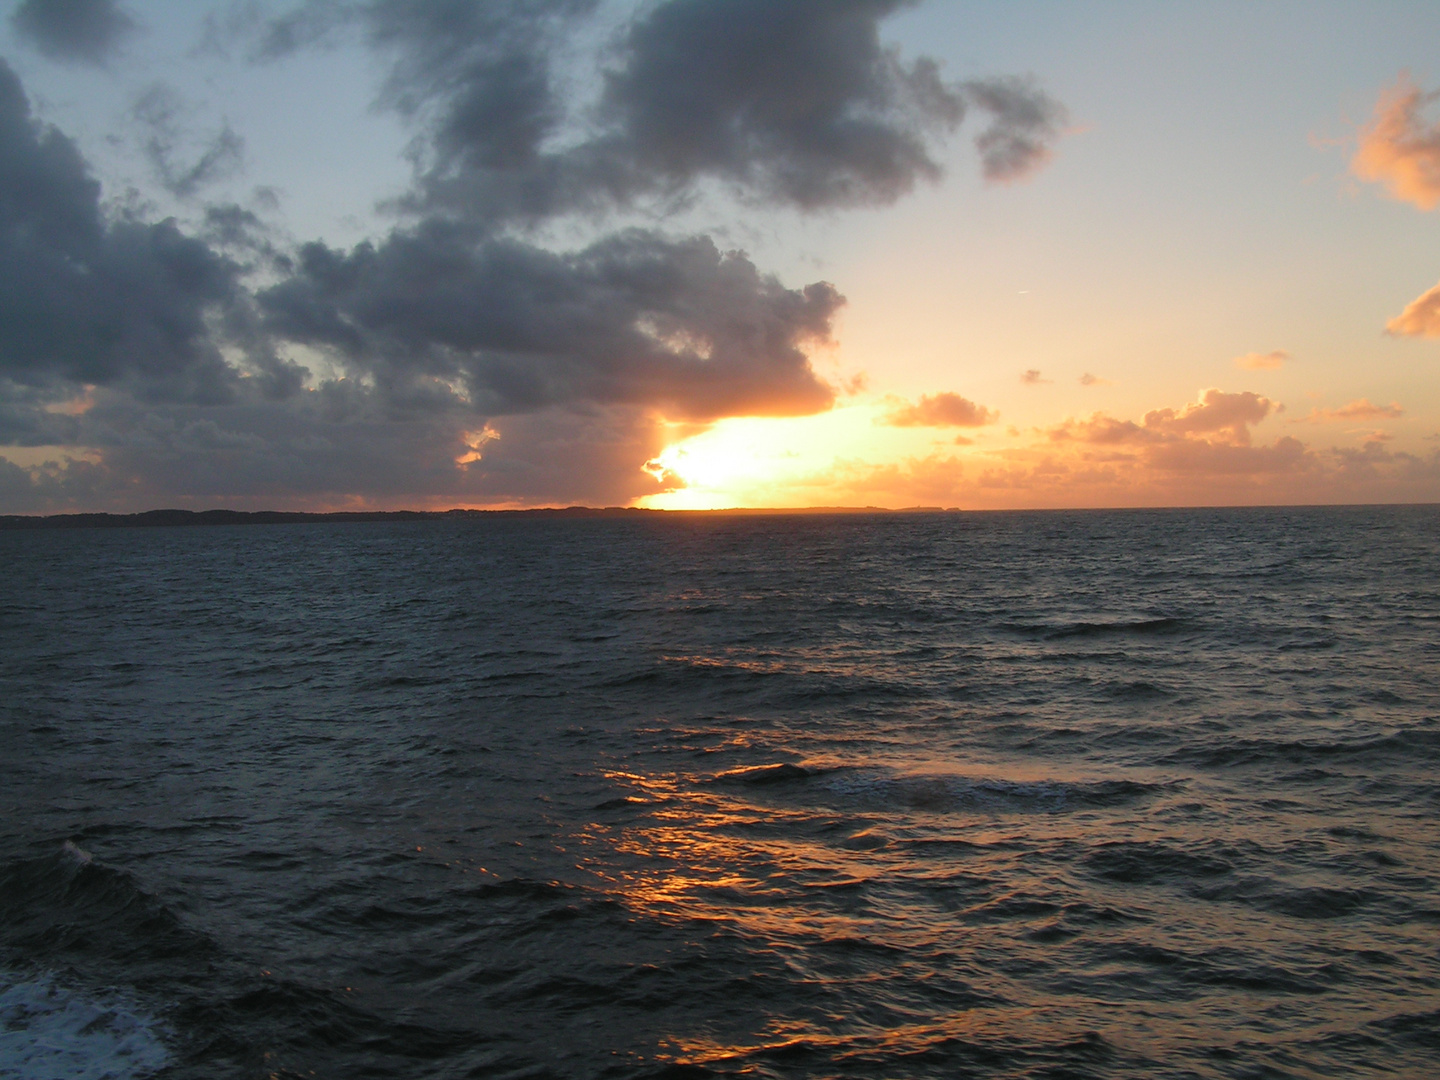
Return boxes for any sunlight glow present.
[637,405,977,510]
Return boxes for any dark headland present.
[0,506,954,530]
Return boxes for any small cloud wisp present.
[881,392,996,428]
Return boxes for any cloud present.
[0,9,1075,513]
[374,0,974,219]
[1141,388,1277,444]
[1078,372,1109,386]
[0,60,249,403]
[1295,398,1404,423]
[593,0,968,209]
[250,0,1062,222]
[1352,74,1440,210]
[251,0,355,59]
[1143,434,1309,475]
[770,388,1440,509]
[10,0,136,66]
[1233,349,1288,370]
[1050,388,1278,448]
[131,84,246,199]
[963,75,1068,183]
[258,224,842,420]
[880,391,995,428]
[1020,368,1050,384]
[1386,279,1440,337]
[0,46,853,512]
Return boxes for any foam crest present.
[0,972,169,1080]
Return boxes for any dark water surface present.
[1,507,1437,1078]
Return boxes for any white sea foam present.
[0,972,170,1080]
[60,840,93,867]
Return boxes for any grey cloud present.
[132,84,246,199]
[0,60,245,402]
[259,223,842,420]
[1,385,684,510]
[252,0,353,59]
[367,0,593,168]
[253,0,1061,220]
[0,380,85,445]
[262,0,973,220]
[0,52,849,510]
[10,0,136,65]
[589,0,965,209]
[0,6,1070,512]
[964,75,1067,183]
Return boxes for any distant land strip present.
[0,506,946,530]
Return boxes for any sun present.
[636,405,928,510]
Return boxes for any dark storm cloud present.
[367,0,594,167]
[1,383,686,511]
[241,0,1066,219]
[589,0,965,209]
[250,0,1004,220]
[392,0,968,218]
[238,1,1065,224]
[259,223,841,420]
[963,75,1068,183]
[0,60,245,402]
[10,0,136,65]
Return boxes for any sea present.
[0,506,1436,1079]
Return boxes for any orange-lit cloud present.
[1020,369,1050,385]
[1233,349,1288,370]
[1386,280,1440,337]
[455,425,501,465]
[1294,398,1404,423]
[1141,388,1278,444]
[880,392,996,428]
[639,385,1440,511]
[1040,389,1300,477]
[1352,74,1440,210]
[1078,372,1110,386]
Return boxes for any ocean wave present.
[0,843,205,974]
[1001,616,1190,640]
[1162,727,1440,769]
[1192,877,1375,920]
[710,765,1168,815]
[0,971,170,1080]
[1084,841,1234,884]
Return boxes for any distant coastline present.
[0,506,954,530]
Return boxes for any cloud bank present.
[726,388,1437,510]
[0,1,1074,512]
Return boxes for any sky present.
[0,0,1438,513]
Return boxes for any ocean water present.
[0,506,1436,1079]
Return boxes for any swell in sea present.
[1,506,1436,1078]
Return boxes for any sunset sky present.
[1,0,1438,512]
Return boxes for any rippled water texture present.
[1,507,1437,1078]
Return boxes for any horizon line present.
[3,502,1437,531]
